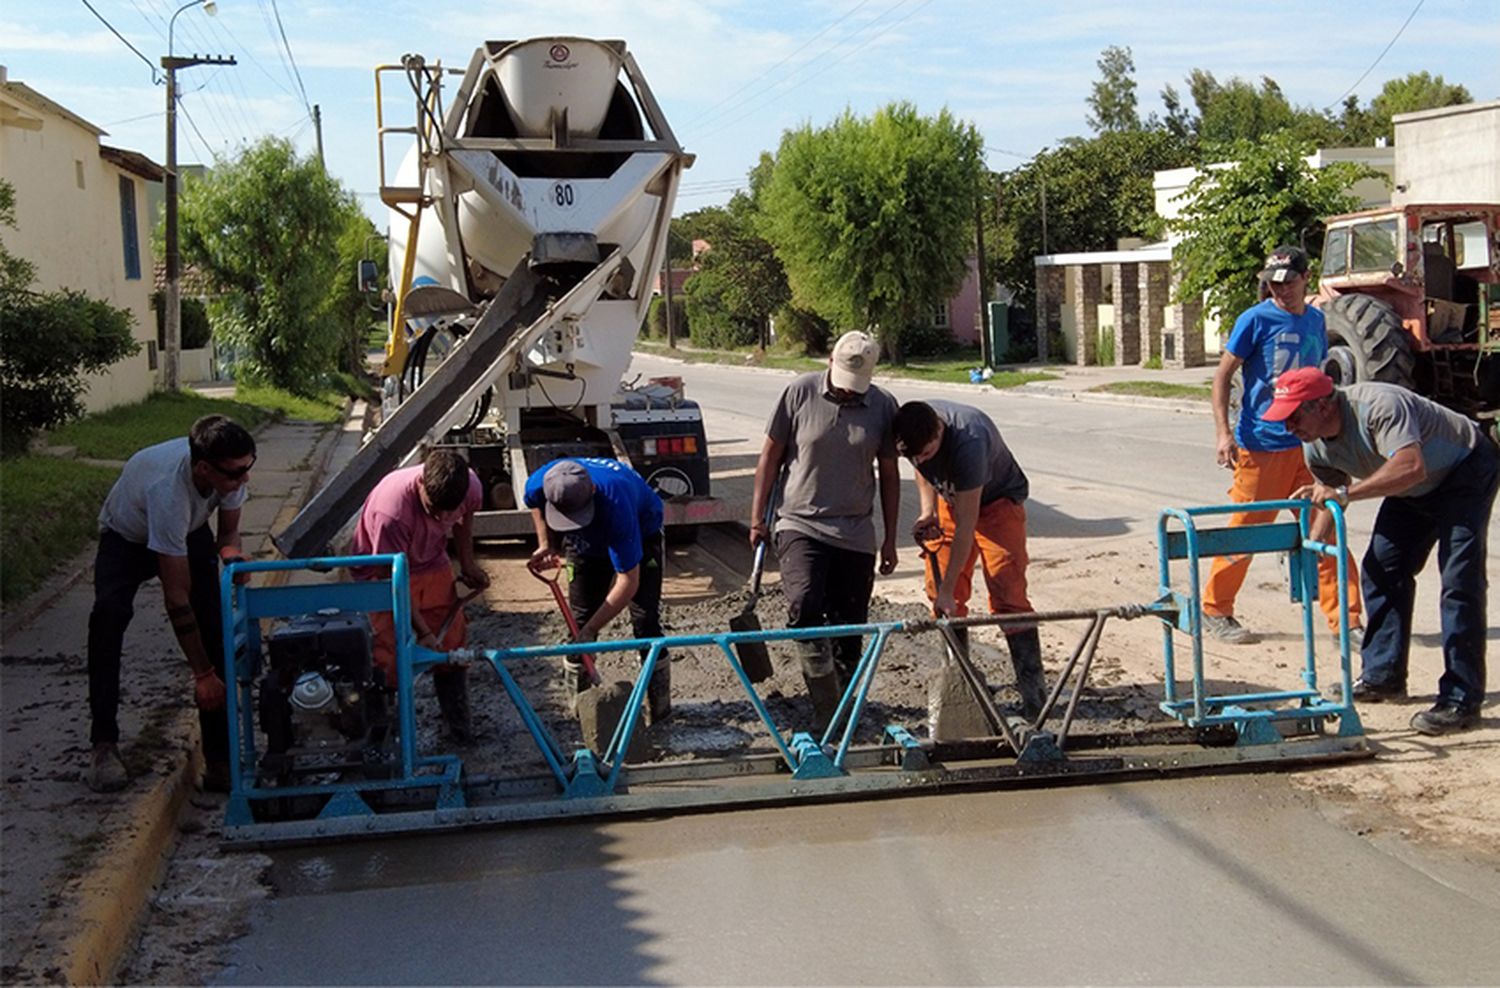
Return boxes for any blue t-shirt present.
[523,457,664,572]
[1226,300,1327,452]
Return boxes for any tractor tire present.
[1319,294,1416,390]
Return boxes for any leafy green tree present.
[1087,46,1141,134]
[986,129,1192,312]
[759,102,984,360]
[175,137,365,391]
[0,181,139,454]
[1170,131,1380,328]
[326,207,385,375]
[1368,71,1471,143]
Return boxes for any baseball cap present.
[1261,245,1310,284]
[1262,366,1335,422]
[829,330,879,393]
[541,460,596,530]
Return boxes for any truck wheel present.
[1319,294,1415,389]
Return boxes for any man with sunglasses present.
[86,414,256,793]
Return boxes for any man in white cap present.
[525,457,670,720]
[749,330,901,727]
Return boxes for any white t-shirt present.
[97,438,247,555]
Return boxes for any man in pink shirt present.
[352,448,490,741]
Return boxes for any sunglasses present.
[208,454,256,480]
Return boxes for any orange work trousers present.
[370,565,467,683]
[924,497,1034,618]
[1202,447,1362,632]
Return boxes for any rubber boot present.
[944,626,971,663]
[1006,628,1047,720]
[432,665,474,744]
[643,650,672,725]
[798,641,840,733]
[563,658,591,715]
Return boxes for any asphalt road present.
[192,356,1500,985]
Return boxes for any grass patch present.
[1089,380,1212,401]
[0,457,122,603]
[635,340,1058,389]
[234,383,351,423]
[48,390,276,460]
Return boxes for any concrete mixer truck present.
[276,37,726,558]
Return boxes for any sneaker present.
[85,743,129,793]
[1202,614,1260,645]
[1410,702,1481,736]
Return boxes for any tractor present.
[1313,203,1500,429]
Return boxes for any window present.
[119,175,141,280]
[75,160,86,189]
[1349,218,1399,273]
[1321,227,1349,276]
[1453,220,1491,270]
[929,300,950,328]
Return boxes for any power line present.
[1325,0,1426,109]
[267,0,311,112]
[78,0,161,82]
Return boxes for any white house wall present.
[1392,99,1500,206]
[1,82,157,414]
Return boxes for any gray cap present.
[542,460,595,531]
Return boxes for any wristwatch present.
[1335,485,1350,506]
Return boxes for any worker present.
[351,446,490,743]
[749,330,900,727]
[525,457,670,722]
[1265,366,1496,735]
[86,415,255,793]
[1205,245,1361,644]
[892,399,1047,717]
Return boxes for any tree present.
[0,180,139,454]
[325,207,385,376]
[1166,70,1338,150]
[175,137,366,391]
[1170,131,1380,328]
[1087,46,1141,134]
[985,129,1192,312]
[759,102,984,360]
[1368,72,1471,143]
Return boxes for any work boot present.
[1203,614,1259,645]
[797,640,840,732]
[85,742,129,793]
[432,665,475,744]
[563,658,592,715]
[1006,628,1048,720]
[644,651,672,725]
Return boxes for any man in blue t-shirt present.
[525,458,670,720]
[1205,245,1361,645]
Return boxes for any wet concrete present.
[218,774,1500,985]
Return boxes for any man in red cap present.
[1265,366,1497,735]
[1204,244,1361,645]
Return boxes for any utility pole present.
[313,104,325,170]
[662,246,677,349]
[162,0,233,391]
[974,182,991,368]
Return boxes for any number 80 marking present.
[553,183,575,207]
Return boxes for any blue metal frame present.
[1155,498,1363,742]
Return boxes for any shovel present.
[728,492,778,683]
[527,558,602,686]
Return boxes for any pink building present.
[934,254,984,346]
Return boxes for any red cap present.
[1262,366,1335,422]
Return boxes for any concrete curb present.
[32,399,360,986]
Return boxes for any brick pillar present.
[1035,265,1064,363]
[1165,269,1206,368]
[1069,264,1100,366]
[1137,261,1168,366]
[1110,263,1140,366]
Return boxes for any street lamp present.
[162,0,229,391]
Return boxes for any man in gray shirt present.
[892,399,1045,716]
[750,331,900,728]
[87,415,256,791]
[1264,367,1497,735]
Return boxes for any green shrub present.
[1097,325,1116,366]
[898,319,956,359]
[151,291,213,350]
[682,269,757,349]
[774,305,832,355]
[645,295,687,340]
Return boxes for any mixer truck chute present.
[275,38,728,559]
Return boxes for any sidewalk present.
[0,394,367,986]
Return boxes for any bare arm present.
[935,487,983,615]
[876,455,900,575]
[1211,351,1244,469]
[750,436,787,548]
[452,509,490,590]
[529,507,559,569]
[158,554,225,709]
[578,566,641,639]
[1293,444,1428,505]
[912,471,940,540]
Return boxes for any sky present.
[4,0,1498,228]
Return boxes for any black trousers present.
[566,529,666,646]
[775,530,877,681]
[87,526,228,762]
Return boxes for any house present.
[1033,146,1395,368]
[0,67,164,412]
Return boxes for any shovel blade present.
[728,611,775,683]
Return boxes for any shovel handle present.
[747,477,782,598]
[527,560,601,685]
